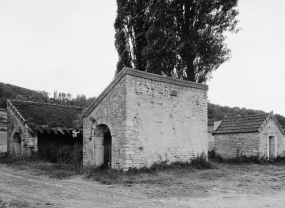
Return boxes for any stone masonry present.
[7,106,38,156]
[214,113,285,159]
[83,68,208,170]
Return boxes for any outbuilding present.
[83,67,208,170]
[213,112,285,159]
[7,99,82,156]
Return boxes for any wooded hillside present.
[0,82,284,128]
[208,103,285,128]
[0,83,95,108]
[0,82,48,108]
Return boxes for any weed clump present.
[208,150,285,164]
[85,153,213,185]
[37,142,83,172]
[0,143,83,178]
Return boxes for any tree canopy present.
[0,83,95,109]
[115,0,239,83]
[208,102,285,128]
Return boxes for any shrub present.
[207,150,285,164]
[37,142,83,172]
[0,152,8,159]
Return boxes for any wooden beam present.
[37,127,43,134]
[53,128,58,135]
[44,129,50,134]
[25,124,34,134]
[57,127,65,135]
[64,129,71,135]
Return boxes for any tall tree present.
[114,0,239,83]
[114,0,151,73]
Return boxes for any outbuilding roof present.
[213,112,284,135]
[7,99,82,133]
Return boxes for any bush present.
[208,150,285,164]
[0,152,8,159]
[37,142,83,172]
[85,153,213,185]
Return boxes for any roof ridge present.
[9,99,82,110]
[224,113,269,119]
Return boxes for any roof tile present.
[213,113,269,134]
[8,100,82,131]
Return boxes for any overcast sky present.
[0,0,285,116]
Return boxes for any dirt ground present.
[1,164,285,208]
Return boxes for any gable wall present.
[124,74,208,168]
[214,133,260,158]
[83,76,127,168]
[260,119,285,156]
[7,108,37,156]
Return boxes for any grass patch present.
[86,153,214,185]
[0,143,84,179]
[208,150,285,165]
[0,152,81,179]
[0,152,213,185]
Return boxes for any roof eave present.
[213,130,260,135]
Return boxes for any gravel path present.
[1,164,285,208]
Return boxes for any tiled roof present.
[7,100,82,131]
[213,113,270,135]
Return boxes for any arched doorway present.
[13,133,22,156]
[93,124,112,168]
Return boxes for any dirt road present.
[1,164,285,208]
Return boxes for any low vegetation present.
[86,153,213,185]
[0,151,213,183]
[1,150,285,197]
[208,150,285,164]
[1,147,284,201]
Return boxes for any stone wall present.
[260,119,285,156]
[208,126,214,151]
[7,108,38,156]
[123,73,208,168]
[214,118,285,159]
[83,76,127,169]
[214,133,260,158]
[83,68,208,170]
[208,133,214,151]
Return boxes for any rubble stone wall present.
[83,68,208,170]
[83,76,127,169]
[123,73,208,168]
[214,133,260,158]
[214,118,285,159]
[260,119,285,156]
[7,109,38,156]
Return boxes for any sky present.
[0,0,285,115]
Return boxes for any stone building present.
[83,67,208,170]
[213,112,285,159]
[208,126,214,151]
[7,99,82,156]
[208,121,222,151]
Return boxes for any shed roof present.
[213,112,284,135]
[7,100,82,133]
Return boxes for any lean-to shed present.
[7,99,82,156]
